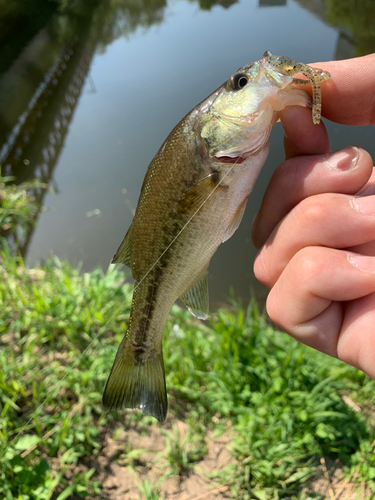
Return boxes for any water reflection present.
[93,0,167,49]
[259,0,287,6]
[0,0,374,305]
[192,0,238,9]
[295,0,375,57]
[0,1,57,75]
[0,0,171,253]
[0,3,103,253]
[326,0,375,56]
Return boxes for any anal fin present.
[102,347,167,423]
[180,268,209,320]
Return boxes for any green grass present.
[129,470,163,500]
[158,424,207,477]
[1,247,375,499]
[0,173,45,240]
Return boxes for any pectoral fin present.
[112,225,132,268]
[176,171,226,214]
[222,196,248,243]
[180,268,209,320]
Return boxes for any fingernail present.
[325,147,359,170]
[351,196,375,216]
[348,254,375,273]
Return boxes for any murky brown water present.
[1,0,374,306]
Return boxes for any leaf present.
[55,484,76,500]
[285,468,313,484]
[14,435,41,451]
[253,490,268,500]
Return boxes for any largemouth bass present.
[102,51,330,422]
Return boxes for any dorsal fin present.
[112,224,133,268]
[180,269,209,320]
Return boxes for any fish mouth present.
[214,154,248,165]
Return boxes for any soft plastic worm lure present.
[264,50,331,124]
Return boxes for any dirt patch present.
[87,417,233,499]
[304,457,371,500]
[74,419,370,500]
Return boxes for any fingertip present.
[313,54,375,126]
[281,106,331,159]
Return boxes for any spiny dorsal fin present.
[112,224,132,268]
[222,196,248,243]
[176,171,226,214]
[180,269,209,320]
[102,346,167,423]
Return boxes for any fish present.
[102,51,330,422]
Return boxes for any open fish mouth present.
[214,154,249,164]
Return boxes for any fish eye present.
[229,72,248,91]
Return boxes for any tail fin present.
[102,347,168,423]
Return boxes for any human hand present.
[252,53,375,378]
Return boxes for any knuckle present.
[295,195,329,228]
[292,247,326,280]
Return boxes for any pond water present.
[1,0,374,306]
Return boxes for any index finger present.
[308,53,375,126]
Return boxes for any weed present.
[117,443,148,467]
[0,172,46,249]
[158,424,207,477]
[130,470,164,500]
